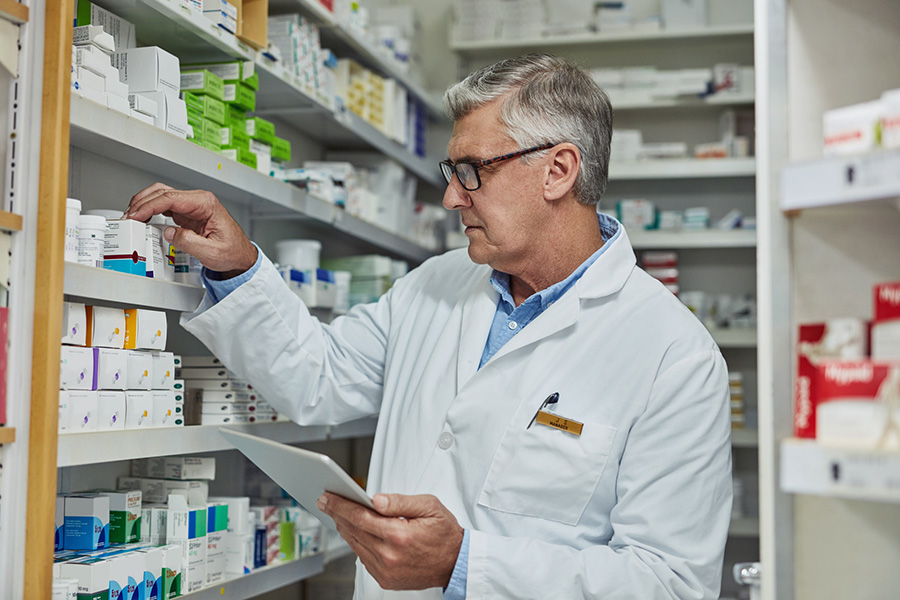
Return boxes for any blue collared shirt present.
[204,216,622,599]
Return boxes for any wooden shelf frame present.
[0,427,15,444]
[0,0,27,24]
[0,210,22,232]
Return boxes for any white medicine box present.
[662,0,707,29]
[97,391,126,431]
[103,219,147,276]
[125,390,154,429]
[125,308,168,351]
[141,91,190,139]
[86,305,126,348]
[112,46,180,95]
[60,346,97,390]
[96,348,128,390]
[126,350,154,390]
[67,391,100,432]
[152,351,176,389]
[151,390,176,427]
[62,301,88,346]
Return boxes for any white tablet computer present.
[220,428,375,529]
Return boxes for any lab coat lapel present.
[456,272,499,390]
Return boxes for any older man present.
[126,54,732,599]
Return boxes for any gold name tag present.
[535,411,583,436]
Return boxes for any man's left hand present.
[317,492,464,591]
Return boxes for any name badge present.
[535,411,583,436]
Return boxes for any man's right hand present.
[125,183,258,278]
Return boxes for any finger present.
[336,521,386,582]
[332,513,384,551]
[128,189,216,223]
[128,182,173,211]
[372,493,440,519]
[125,187,175,221]
[322,493,389,539]
[166,226,216,260]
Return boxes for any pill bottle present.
[77,215,106,268]
[64,198,82,263]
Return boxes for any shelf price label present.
[827,451,900,498]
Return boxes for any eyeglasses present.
[439,143,557,191]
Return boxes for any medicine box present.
[126,351,153,390]
[220,121,250,148]
[135,545,164,600]
[180,356,226,368]
[201,413,254,425]
[128,93,158,118]
[59,556,111,600]
[272,137,291,163]
[140,503,167,545]
[245,116,275,144]
[60,346,97,390]
[100,490,142,544]
[873,281,900,360]
[202,400,255,414]
[86,306,126,348]
[184,91,226,126]
[67,391,100,433]
[96,348,127,390]
[74,46,110,78]
[73,65,106,94]
[131,110,155,126]
[141,91,191,139]
[59,391,71,433]
[794,319,869,439]
[106,551,142,600]
[881,89,900,150]
[179,367,236,380]
[207,501,229,583]
[64,494,110,550]
[221,146,257,169]
[96,391,126,431]
[182,60,253,84]
[132,456,216,480]
[112,46,180,95]
[159,543,184,599]
[74,0,136,51]
[103,219,147,276]
[223,83,256,112]
[181,70,225,101]
[125,309,168,351]
[200,389,259,403]
[124,478,210,506]
[166,495,208,593]
[152,351,176,389]
[151,390,176,427]
[209,496,250,534]
[187,379,252,391]
[62,302,88,346]
[106,92,131,116]
[72,25,116,54]
[823,100,883,157]
[56,496,66,551]
[224,533,254,574]
[125,390,154,429]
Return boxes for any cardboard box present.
[125,390,154,429]
[208,496,250,534]
[67,391,100,433]
[74,46,111,78]
[99,490,142,544]
[56,496,66,551]
[96,348,128,390]
[873,281,900,360]
[180,70,225,101]
[112,46,180,95]
[73,0,136,51]
[72,24,116,53]
[180,356,226,368]
[106,91,132,116]
[64,494,110,550]
[160,543,184,599]
[73,65,106,93]
[245,116,275,143]
[140,91,190,139]
[181,60,253,83]
[200,413,255,425]
[126,351,154,390]
[141,503,168,546]
[97,391,126,431]
[128,93,158,118]
[132,457,216,480]
[272,136,291,163]
[794,319,869,438]
[59,390,71,433]
[224,533,254,574]
[131,110,155,126]
[62,301,88,346]
[60,346,97,390]
[206,501,228,583]
[152,351,176,389]
[135,545,164,600]
[120,477,209,506]
[86,306,126,348]
[220,121,250,148]
[199,389,260,402]
[166,495,208,592]
[185,379,252,391]
[103,219,147,276]
[201,400,255,414]
[124,309,167,351]
[59,556,111,600]
[151,390,176,426]
[106,551,143,600]
[223,83,256,112]
[814,359,900,449]
[823,100,883,157]
[221,146,257,169]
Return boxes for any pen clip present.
[527,392,559,429]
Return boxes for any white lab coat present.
[182,225,732,600]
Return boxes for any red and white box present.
[794,319,869,439]
[813,359,900,450]
[872,281,900,360]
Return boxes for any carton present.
[166,495,208,592]
[72,24,116,53]
[73,0,136,51]
[208,496,250,534]
[106,551,142,600]
[132,457,216,480]
[135,546,164,600]
[140,91,190,139]
[128,93,158,118]
[125,391,154,429]
[100,490,142,544]
[61,301,88,346]
[64,495,110,550]
[206,501,229,583]
[112,47,180,95]
[96,391,126,431]
[124,309,167,351]
[60,346,97,390]
[224,532,254,574]
[86,306,126,349]
[126,351,154,390]
[823,100,883,157]
[873,281,900,360]
[180,70,225,101]
[59,390,71,433]
[159,543,184,599]
[794,319,869,438]
[103,219,147,276]
[96,348,128,390]
[56,496,66,551]
[119,477,209,505]
[59,556,111,600]
[67,391,100,433]
[150,390,176,427]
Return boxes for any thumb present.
[372,493,438,518]
[166,226,213,262]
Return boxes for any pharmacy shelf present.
[731,429,759,448]
[0,210,22,232]
[781,438,900,504]
[708,327,757,348]
[780,149,900,211]
[613,94,755,111]
[628,229,756,249]
[69,96,438,263]
[268,0,337,27]
[64,263,205,312]
[450,23,754,55]
[324,531,354,563]
[57,417,377,467]
[183,554,325,599]
[728,517,760,538]
[609,158,756,180]
[0,427,15,445]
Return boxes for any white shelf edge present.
[628,229,757,249]
[450,23,754,52]
[609,158,756,180]
[181,554,325,599]
[708,328,757,348]
[613,94,755,111]
[780,149,900,211]
[63,263,205,312]
[780,438,900,504]
[728,517,760,537]
[268,0,337,26]
[57,418,377,467]
[731,429,759,448]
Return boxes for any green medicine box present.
[272,136,292,163]
[245,116,275,145]
[222,146,257,170]
[180,70,225,102]
[226,104,246,123]
[221,123,250,149]
[239,71,259,91]
[223,83,256,112]
[184,92,226,126]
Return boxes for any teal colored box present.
[64,495,110,551]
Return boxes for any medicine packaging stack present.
[729,373,745,430]
[202,0,238,33]
[176,356,280,424]
[794,282,900,449]
[823,88,900,156]
[640,251,679,296]
[331,57,409,145]
[322,254,408,306]
[267,15,337,110]
[59,303,182,433]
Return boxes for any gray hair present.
[443,54,613,206]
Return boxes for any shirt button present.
[508,321,518,330]
[438,432,454,450]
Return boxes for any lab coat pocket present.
[478,414,617,525]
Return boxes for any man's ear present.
[543,143,581,202]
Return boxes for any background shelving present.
[181,554,325,600]
[628,229,756,249]
[608,158,756,180]
[64,263,205,312]
[780,149,900,211]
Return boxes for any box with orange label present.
[86,306,126,348]
[152,351,175,389]
[125,390,154,429]
[126,351,153,390]
[124,308,167,351]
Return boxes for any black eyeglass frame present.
[439,142,558,191]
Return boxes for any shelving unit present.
[628,229,756,249]
[732,429,759,449]
[780,149,900,211]
[183,554,326,600]
[729,517,761,538]
[709,328,757,349]
[0,210,23,232]
[0,428,15,445]
[608,158,756,180]
[64,263,205,311]
[613,93,755,111]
